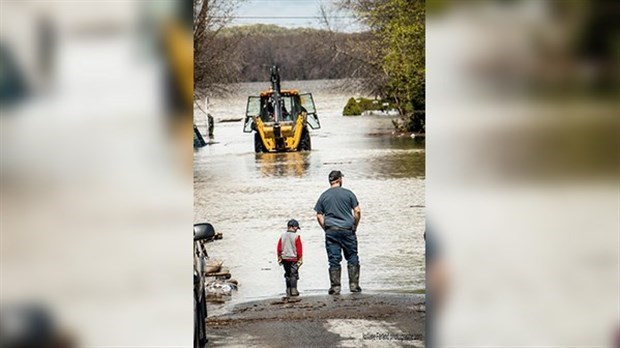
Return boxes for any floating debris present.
[218,118,243,123]
[206,279,239,300]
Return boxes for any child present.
[276,219,303,297]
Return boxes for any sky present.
[231,0,365,32]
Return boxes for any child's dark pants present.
[282,261,299,296]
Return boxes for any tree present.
[337,0,425,131]
[214,25,370,82]
[193,0,243,99]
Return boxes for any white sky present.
[231,0,365,32]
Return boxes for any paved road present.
[207,293,425,348]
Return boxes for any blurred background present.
[426,0,618,347]
[1,1,193,347]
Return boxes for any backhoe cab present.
[243,66,320,152]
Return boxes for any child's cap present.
[287,219,301,229]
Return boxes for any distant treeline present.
[216,25,371,82]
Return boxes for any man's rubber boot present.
[328,268,341,295]
[289,277,299,297]
[348,264,362,292]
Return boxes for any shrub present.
[343,97,362,116]
[357,98,380,111]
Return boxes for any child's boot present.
[285,277,292,297]
[289,277,299,296]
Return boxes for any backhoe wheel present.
[254,133,265,153]
[298,127,311,151]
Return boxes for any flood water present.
[194,80,425,313]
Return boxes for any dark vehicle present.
[194,223,215,348]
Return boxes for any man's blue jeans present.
[325,229,359,270]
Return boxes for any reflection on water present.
[194,80,425,311]
[256,152,311,178]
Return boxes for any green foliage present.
[357,98,379,111]
[343,98,362,116]
[345,0,425,131]
[376,0,425,112]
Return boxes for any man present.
[314,170,362,295]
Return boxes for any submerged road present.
[194,80,425,346]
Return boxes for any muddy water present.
[194,80,425,313]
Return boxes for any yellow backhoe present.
[243,66,320,152]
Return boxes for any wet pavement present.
[207,293,425,348]
[193,80,425,318]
